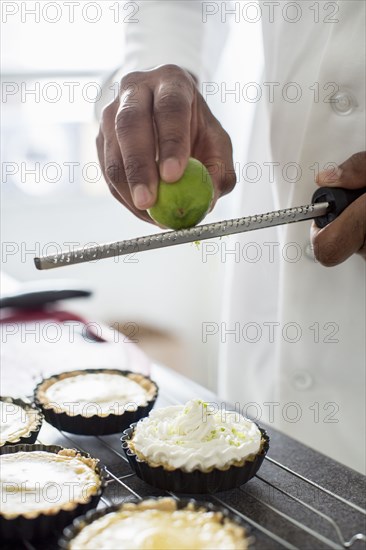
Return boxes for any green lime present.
[148,158,214,230]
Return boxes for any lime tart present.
[60,497,250,549]
[34,369,158,435]
[0,444,105,540]
[122,399,269,493]
[0,396,43,446]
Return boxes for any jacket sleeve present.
[122,0,229,82]
[96,1,230,117]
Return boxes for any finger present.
[103,161,155,224]
[99,108,154,224]
[154,75,194,183]
[311,194,366,266]
[195,110,236,205]
[104,163,155,225]
[101,104,126,194]
[316,151,366,189]
[98,108,127,205]
[96,127,106,174]
[115,78,158,210]
[198,154,236,211]
[107,179,154,224]
[199,141,236,203]
[97,127,127,209]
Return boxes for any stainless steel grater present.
[34,202,328,270]
[34,185,366,270]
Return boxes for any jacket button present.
[292,371,313,390]
[330,90,358,115]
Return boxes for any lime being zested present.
[148,158,214,230]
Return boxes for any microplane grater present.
[34,202,328,270]
[34,185,366,270]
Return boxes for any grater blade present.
[34,202,328,270]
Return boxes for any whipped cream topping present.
[69,499,247,550]
[43,372,150,417]
[130,400,262,472]
[0,450,100,518]
[0,401,37,445]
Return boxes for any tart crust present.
[1,447,102,520]
[35,369,157,417]
[34,369,158,435]
[0,444,106,541]
[122,424,269,493]
[0,396,43,447]
[59,497,250,550]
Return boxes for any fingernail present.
[161,158,182,182]
[317,167,342,184]
[132,185,152,209]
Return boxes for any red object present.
[0,308,151,396]
[0,310,104,341]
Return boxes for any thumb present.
[316,151,366,190]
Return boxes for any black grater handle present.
[312,187,366,228]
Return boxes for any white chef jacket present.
[119,0,366,473]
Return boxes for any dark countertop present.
[2,363,366,549]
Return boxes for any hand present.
[96,64,236,224]
[311,152,366,266]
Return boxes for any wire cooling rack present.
[4,364,366,550]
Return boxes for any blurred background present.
[1,1,263,389]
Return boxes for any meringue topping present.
[129,399,262,472]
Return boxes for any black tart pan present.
[0,396,43,446]
[59,496,253,549]
[34,368,158,435]
[0,443,106,541]
[121,424,269,494]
